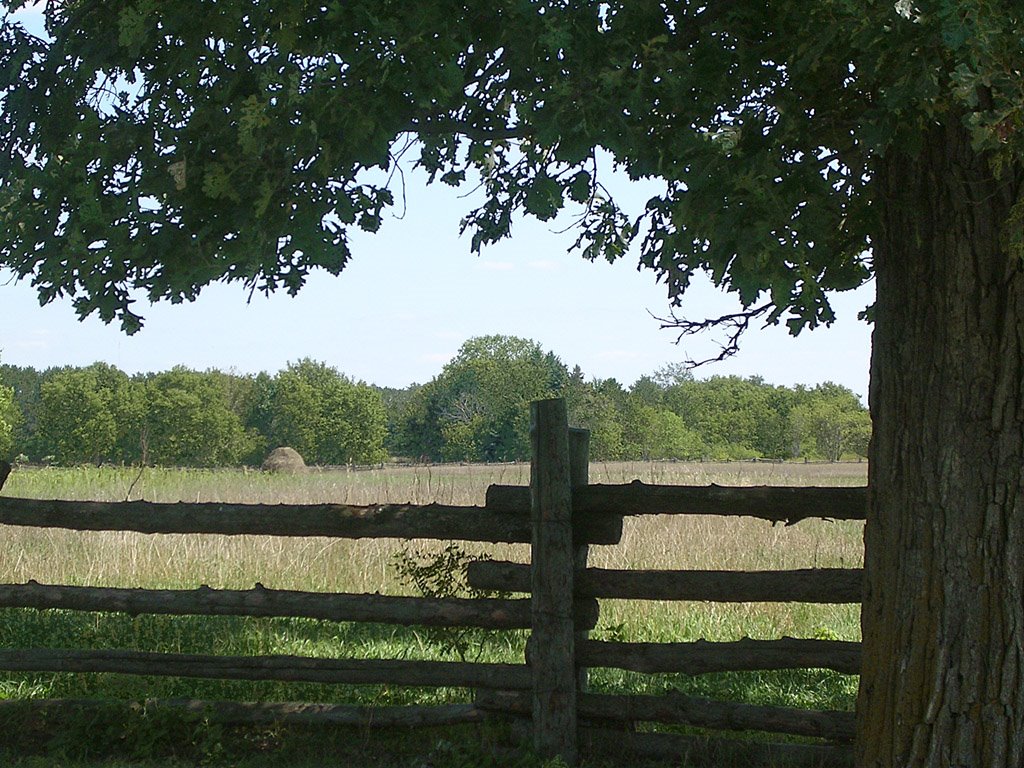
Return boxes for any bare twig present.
[124,466,145,502]
[384,137,415,221]
[653,302,774,367]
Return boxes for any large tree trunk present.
[857,122,1024,766]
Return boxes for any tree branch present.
[653,302,774,367]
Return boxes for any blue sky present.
[0,171,873,397]
[0,4,873,398]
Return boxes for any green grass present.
[0,461,866,766]
[0,713,542,768]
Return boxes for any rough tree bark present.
[858,121,1024,766]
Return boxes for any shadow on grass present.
[587,665,857,714]
[0,703,540,767]
[1,606,855,705]
[0,608,854,766]
[0,607,527,705]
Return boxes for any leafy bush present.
[391,542,511,661]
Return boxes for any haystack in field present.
[261,447,307,473]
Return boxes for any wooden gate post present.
[530,398,578,764]
[569,427,591,694]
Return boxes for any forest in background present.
[0,334,869,468]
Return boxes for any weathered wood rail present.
[579,637,862,675]
[0,398,865,767]
[0,496,623,544]
[469,561,864,603]
[0,697,488,728]
[476,689,856,742]
[487,482,867,524]
[0,648,533,689]
[0,581,599,629]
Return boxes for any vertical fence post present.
[569,428,591,694]
[530,398,578,764]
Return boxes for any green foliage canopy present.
[35,364,141,464]
[143,367,259,466]
[789,383,871,461]
[5,2,1020,341]
[36,370,115,464]
[398,335,568,462]
[563,370,626,461]
[624,404,705,461]
[0,362,43,456]
[269,359,388,465]
[664,375,792,459]
[0,381,16,458]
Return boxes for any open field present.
[2,458,870,503]
[0,461,866,765]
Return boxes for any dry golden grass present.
[0,461,866,641]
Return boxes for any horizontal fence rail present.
[579,727,853,768]
[0,496,622,545]
[0,649,532,690]
[487,482,867,524]
[0,581,599,630]
[0,697,489,728]
[469,561,864,603]
[477,689,855,742]
[578,637,861,675]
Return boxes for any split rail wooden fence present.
[0,398,866,767]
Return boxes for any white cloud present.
[7,329,53,352]
[528,260,559,271]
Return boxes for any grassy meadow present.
[0,461,866,766]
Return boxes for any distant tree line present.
[0,359,386,467]
[0,335,870,467]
